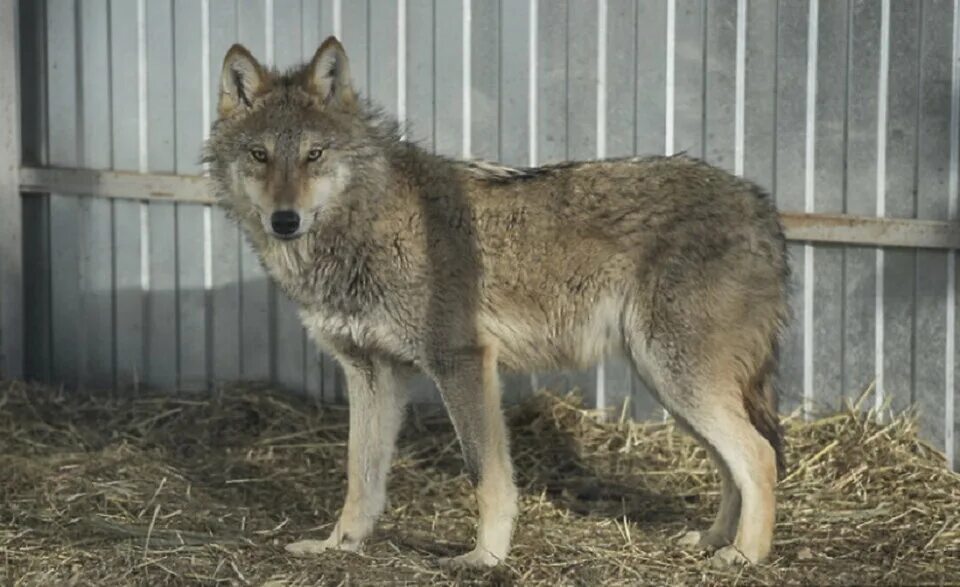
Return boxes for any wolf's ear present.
[305,36,356,109]
[218,44,268,117]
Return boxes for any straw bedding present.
[0,380,957,586]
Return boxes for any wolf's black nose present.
[271,210,301,236]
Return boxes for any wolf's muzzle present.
[271,210,301,238]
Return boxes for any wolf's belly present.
[479,295,625,373]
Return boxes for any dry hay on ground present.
[0,380,958,586]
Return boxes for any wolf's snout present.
[270,210,301,237]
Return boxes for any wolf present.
[204,36,789,568]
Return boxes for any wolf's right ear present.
[218,44,268,118]
[305,36,356,110]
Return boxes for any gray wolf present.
[204,36,789,567]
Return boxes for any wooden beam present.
[0,0,23,379]
[18,166,960,249]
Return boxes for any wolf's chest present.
[298,306,416,361]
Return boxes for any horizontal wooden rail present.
[18,165,960,249]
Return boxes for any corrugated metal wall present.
[17,0,960,467]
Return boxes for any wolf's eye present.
[250,148,268,163]
[306,147,323,162]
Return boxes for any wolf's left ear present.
[218,44,268,117]
[305,36,356,110]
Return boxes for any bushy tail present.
[742,355,786,480]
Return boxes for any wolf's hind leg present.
[663,378,777,565]
[286,357,408,556]
[677,447,741,549]
[426,346,518,568]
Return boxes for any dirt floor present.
[0,380,958,586]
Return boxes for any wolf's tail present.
[742,352,787,480]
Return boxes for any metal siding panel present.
[22,197,51,382]
[634,0,666,156]
[146,203,178,389]
[19,0,49,381]
[471,0,499,161]
[406,0,435,151]
[111,2,144,390]
[844,0,881,405]
[434,0,463,158]
[341,0,369,97]
[811,1,848,413]
[673,0,704,157]
[144,1,178,390]
[536,0,566,164]
[775,0,809,414]
[208,0,243,387]
[369,0,398,119]
[237,2,273,382]
[703,0,736,173]
[211,207,242,383]
[604,0,635,159]
[915,0,953,453]
[565,0,596,161]
[742,0,776,188]
[46,0,82,387]
[499,0,529,167]
[882,1,921,415]
[76,1,115,389]
[174,1,208,390]
[273,0,304,69]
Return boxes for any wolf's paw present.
[677,531,706,549]
[285,535,361,556]
[439,548,502,568]
[678,529,731,551]
[710,545,751,567]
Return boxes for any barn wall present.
[16,0,960,468]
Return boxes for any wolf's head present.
[205,37,389,241]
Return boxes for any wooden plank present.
[774,0,809,414]
[811,0,848,413]
[208,0,242,388]
[914,0,953,455]
[145,1,178,390]
[882,1,922,415]
[237,1,272,383]
[46,0,82,388]
[673,0,704,157]
[634,0,666,157]
[703,0,736,173]
[844,0,882,408]
[405,0,435,151]
[0,0,23,380]
[110,0,144,390]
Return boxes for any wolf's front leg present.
[427,345,518,568]
[286,357,408,555]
